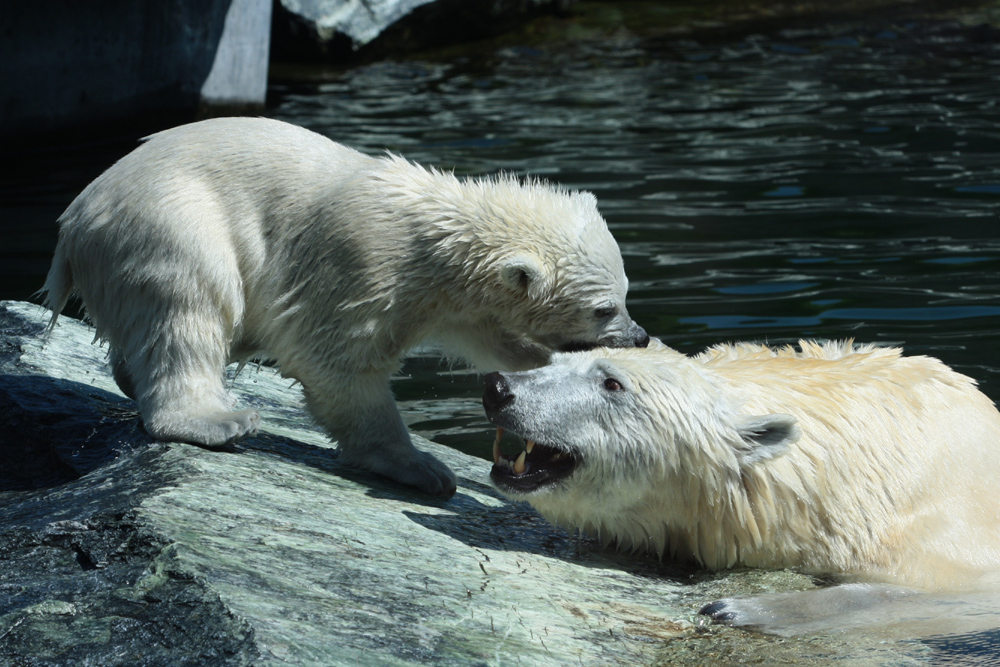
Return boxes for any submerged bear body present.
[485,340,1000,591]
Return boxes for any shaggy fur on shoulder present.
[42,117,648,496]
[485,339,1000,591]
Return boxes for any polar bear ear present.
[734,413,800,467]
[500,255,547,296]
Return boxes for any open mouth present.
[490,427,578,494]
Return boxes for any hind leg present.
[122,307,259,447]
[110,348,136,399]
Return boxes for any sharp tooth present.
[495,427,504,444]
[526,440,535,453]
[514,450,527,474]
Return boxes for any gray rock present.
[0,301,929,665]
[273,0,570,60]
[279,0,437,47]
[199,0,273,109]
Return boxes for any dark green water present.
[4,18,1000,469]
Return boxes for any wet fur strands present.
[484,340,1000,607]
[42,117,648,496]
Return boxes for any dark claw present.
[698,601,738,622]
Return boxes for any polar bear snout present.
[483,372,580,495]
[604,319,649,349]
[559,320,649,353]
[482,372,515,417]
[629,322,650,348]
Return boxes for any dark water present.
[4,18,1000,466]
[266,18,1000,460]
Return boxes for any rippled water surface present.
[265,19,1000,459]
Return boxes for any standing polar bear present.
[42,117,648,496]
[483,340,1000,595]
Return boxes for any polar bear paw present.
[699,584,917,636]
[339,444,457,497]
[145,408,261,448]
[392,449,458,498]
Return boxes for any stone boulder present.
[0,301,927,665]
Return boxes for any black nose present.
[483,372,515,415]
[634,327,650,348]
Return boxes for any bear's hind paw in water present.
[698,584,919,636]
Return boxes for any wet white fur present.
[492,339,1000,591]
[42,117,643,496]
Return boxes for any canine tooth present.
[495,427,504,443]
[514,450,527,474]
[493,440,501,464]
[526,440,535,453]
[514,451,528,475]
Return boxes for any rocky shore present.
[0,301,932,665]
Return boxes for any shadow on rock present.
[402,482,699,581]
[238,432,479,509]
[403,502,579,556]
[0,374,152,491]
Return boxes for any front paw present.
[145,408,260,448]
[698,584,911,636]
[339,443,457,497]
[404,449,458,497]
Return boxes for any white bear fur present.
[487,339,1000,592]
[42,117,646,496]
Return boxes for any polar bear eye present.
[594,306,617,320]
[603,378,623,391]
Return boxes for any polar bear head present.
[399,165,648,369]
[482,342,800,555]
[492,195,648,358]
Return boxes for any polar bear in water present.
[41,117,648,497]
[483,339,1000,633]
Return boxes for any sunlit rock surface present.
[272,0,567,60]
[0,301,928,665]
[278,0,436,47]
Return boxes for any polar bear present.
[482,340,1000,627]
[41,117,648,497]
